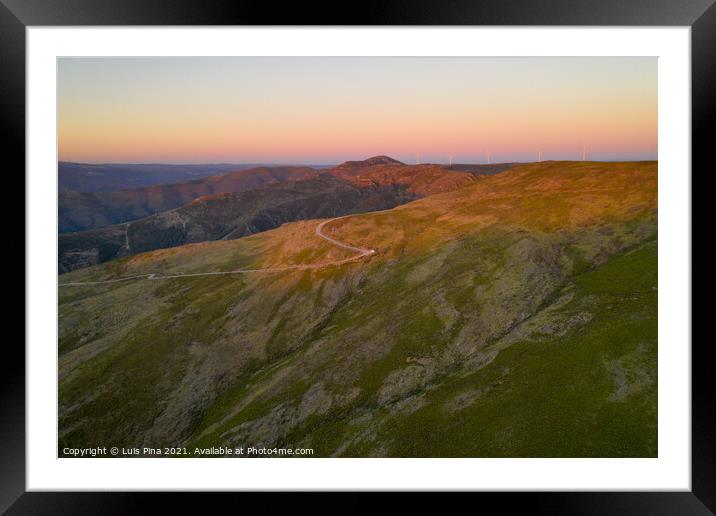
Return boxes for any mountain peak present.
[362,155,404,166]
[330,156,405,177]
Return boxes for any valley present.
[58,157,494,273]
[59,165,320,233]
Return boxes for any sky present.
[58,57,657,164]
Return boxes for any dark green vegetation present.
[367,240,657,457]
[58,161,657,457]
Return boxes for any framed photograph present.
[5,0,711,511]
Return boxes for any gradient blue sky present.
[58,57,657,164]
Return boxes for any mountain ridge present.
[58,159,501,272]
[59,165,320,233]
[58,175,418,273]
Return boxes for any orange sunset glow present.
[58,57,657,164]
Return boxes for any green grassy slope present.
[58,161,657,457]
[349,241,657,457]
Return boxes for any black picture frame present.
[3,0,711,512]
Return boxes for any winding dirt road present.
[58,215,376,287]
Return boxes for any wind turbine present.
[448,153,453,166]
[537,149,542,162]
[486,150,492,165]
[416,152,421,165]
[581,146,588,161]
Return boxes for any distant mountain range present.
[59,166,319,233]
[59,162,268,192]
[58,175,417,273]
[59,158,486,234]
[58,157,505,272]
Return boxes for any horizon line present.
[58,158,659,167]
